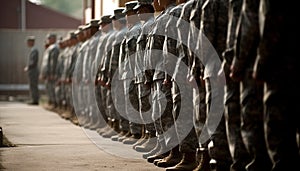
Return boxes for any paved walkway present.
[0,102,164,171]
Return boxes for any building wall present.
[0,0,82,29]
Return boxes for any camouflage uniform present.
[82,20,99,127]
[26,38,40,104]
[55,41,68,109]
[94,20,114,127]
[222,0,251,170]
[230,0,273,170]
[163,2,199,154]
[108,24,128,132]
[74,33,89,119]
[197,0,232,169]
[145,2,177,153]
[65,35,79,116]
[188,0,207,148]
[45,39,59,106]
[98,28,117,127]
[253,0,300,170]
[121,19,143,136]
[84,26,101,128]
[159,2,200,170]
[135,15,155,137]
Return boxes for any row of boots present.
[86,118,214,171]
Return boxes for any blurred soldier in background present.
[79,19,100,128]
[63,31,80,125]
[24,36,40,105]
[54,38,68,114]
[41,33,59,109]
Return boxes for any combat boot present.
[142,139,161,159]
[135,132,157,152]
[133,132,149,150]
[102,120,120,138]
[147,139,170,163]
[97,120,113,135]
[166,152,198,171]
[155,145,182,168]
[193,148,211,171]
[118,131,132,142]
[122,133,142,145]
[111,130,128,141]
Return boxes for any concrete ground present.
[0,101,164,171]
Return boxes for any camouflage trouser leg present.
[46,79,56,105]
[138,83,155,134]
[28,73,39,103]
[95,84,108,123]
[224,77,250,171]
[100,86,109,119]
[264,81,300,171]
[240,73,272,171]
[54,84,61,107]
[171,81,198,153]
[152,79,174,151]
[83,84,90,117]
[124,79,143,135]
[204,77,232,165]
[193,82,207,148]
[113,80,129,132]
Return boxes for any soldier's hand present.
[24,67,28,72]
[186,75,198,88]
[230,65,243,82]
[105,82,111,89]
[163,79,171,86]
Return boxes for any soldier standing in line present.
[221,0,251,170]
[54,38,68,114]
[24,36,40,105]
[43,33,59,109]
[131,0,157,153]
[252,1,300,170]
[99,10,128,138]
[104,9,130,141]
[72,25,86,122]
[186,0,213,170]
[64,31,80,125]
[94,15,115,134]
[230,0,281,170]
[153,0,184,169]
[196,0,232,169]
[118,1,144,145]
[160,0,202,170]
[74,25,91,126]
[144,0,177,164]
[58,33,74,117]
[97,15,118,137]
[81,19,101,130]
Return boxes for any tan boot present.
[133,133,149,150]
[122,133,142,145]
[135,133,157,152]
[193,148,211,171]
[166,152,198,171]
[155,145,182,168]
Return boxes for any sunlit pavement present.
[0,101,164,171]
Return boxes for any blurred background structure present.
[0,0,141,101]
